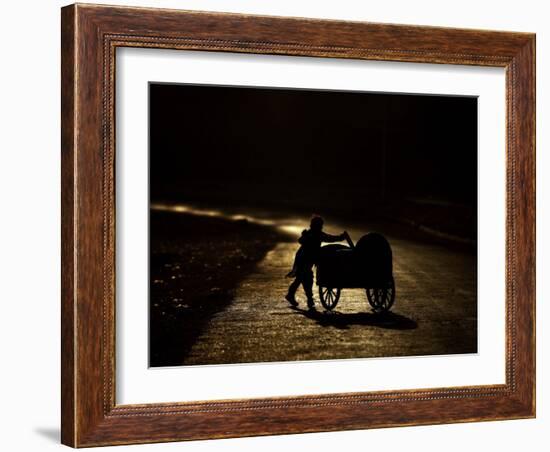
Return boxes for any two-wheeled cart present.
[316,232,396,312]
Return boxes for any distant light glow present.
[151,203,307,237]
[279,225,305,236]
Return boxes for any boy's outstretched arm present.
[320,231,346,243]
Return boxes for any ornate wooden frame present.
[61,3,536,447]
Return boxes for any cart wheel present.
[319,287,341,311]
[366,277,395,312]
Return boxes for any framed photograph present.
[61,3,535,447]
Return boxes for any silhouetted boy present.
[285,215,346,309]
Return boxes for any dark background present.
[150,83,477,226]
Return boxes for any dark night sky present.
[149,83,477,216]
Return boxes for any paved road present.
[184,219,477,365]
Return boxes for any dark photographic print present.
[149,83,477,367]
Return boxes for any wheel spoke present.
[382,289,388,307]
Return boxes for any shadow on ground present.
[289,306,417,330]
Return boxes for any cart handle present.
[344,231,355,249]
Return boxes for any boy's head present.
[310,215,324,231]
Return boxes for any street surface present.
[177,211,477,365]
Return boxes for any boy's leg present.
[285,278,300,306]
[302,269,315,309]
